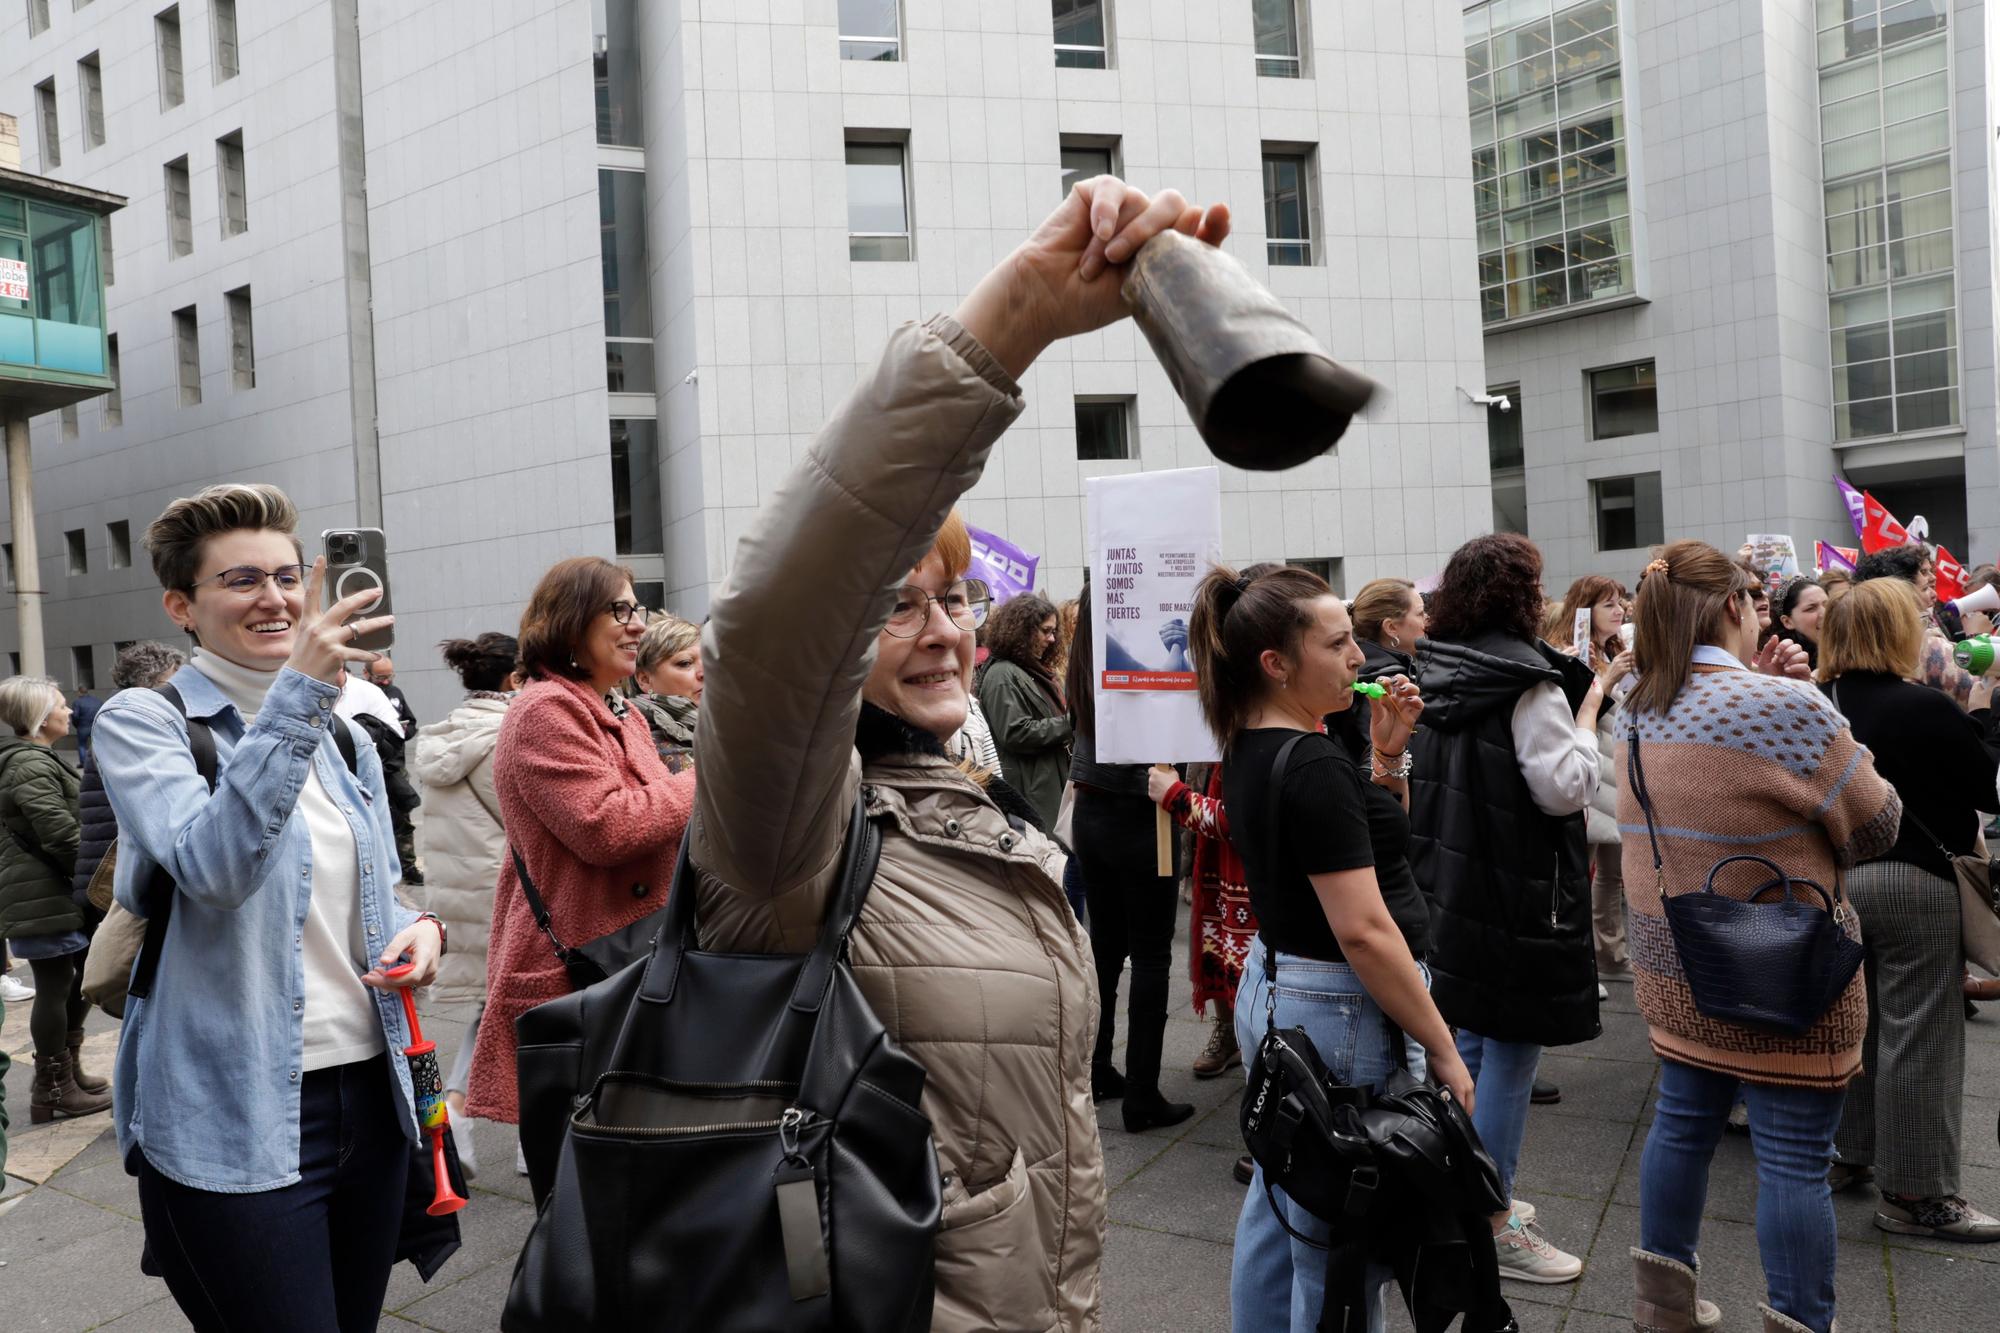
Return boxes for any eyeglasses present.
[606,600,649,626]
[884,580,990,638]
[187,564,308,596]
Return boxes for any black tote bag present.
[504,794,940,1332]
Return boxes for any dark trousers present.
[138,1055,410,1333]
[26,953,88,1057]
[1074,784,1179,1099]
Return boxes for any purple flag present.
[967,525,1040,606]
[1834,478,1867,540]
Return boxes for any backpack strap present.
[128,683,352,1003]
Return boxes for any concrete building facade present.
[1466,0,1997,593]
[2,0,1496,719]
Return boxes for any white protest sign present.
[0,258,27,303]
[1086,466,1223,765]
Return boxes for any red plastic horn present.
[384,964,468,1216]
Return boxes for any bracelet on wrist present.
[416,911,448,956]
[1371,747,1414,780]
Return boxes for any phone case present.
[321,527,394,654]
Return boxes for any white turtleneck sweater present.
[190,651,386,1071]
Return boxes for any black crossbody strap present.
[130,682,355,1002]
[1260,733,1310,1031]
[510,844,573,960]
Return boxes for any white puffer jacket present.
[1586,711,1621,846]
[410,695,510,1006]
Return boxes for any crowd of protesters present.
[0,175,1994,1333]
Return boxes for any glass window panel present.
[1253,0,1301,61]
[1565,182,1628,227]
[839,0,899,40]
[1472,146,1499,181]
[1883,111,1948,159]
[1263,154,1311,244]
[1887,157,1950,198]
[1489,0,1550,32]
[1554,0,1616,42]
[1560,109,1622,153]
[1825,176,1883,218]
[1819,61,1877,105]
[1887,188,1951,239]
[1053,0,1105,65]
[594,0,644,143]
[1826,203,1886,252]
[1074,398,1133,459]
[1492,21,1553,68]
[1465,6,1491,43]
[599,169,652,339]
[1878,0,1946,48]
[1468,44,1492,79]
[1566,214,1630,265]
[1558,67,1621,116]
[1816,0,1862,29]
[1833,358,1894,401]
[1836,397,1896,439]
[1496,88,1558,138]
[1554,28,1616,78]
[1504,201,1565,244]
[1823,130,1883,178]
[1569,255,1631,301]
[1821,13,1881,63]
[1502,163,1562,209]
[1493,52,1556,102]
[1590,363,1658,439]
[1892,307,1953,353]
[1889,230,1952,278]
[1892,274,1953,315]
[845,142,909,238]
[1895,387,1956,430]
[1479,251,1505,286]
[1470,112,1497,149]
[1822,91,1880,139]
[1893,347,1954,392]
[1832,321,1891,364]
[1881,32,1947,82]
[1829,244,1890,290]
[1060,145,1112,199]
[1566,142,1624,184]
[1475,176,1501,216]
[849,234,911,261]
[1478,215,1502,252]
[1881,69,1946,121]
[610,419,663,556]
[29,204,101,350]
[1482,287,1509,322]
[1468,74,1494,113]
[1591,473,1664,550]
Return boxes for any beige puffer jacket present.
[693,316,1105,1333]
[410,695,509,1006]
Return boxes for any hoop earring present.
[1388,633,1401,649]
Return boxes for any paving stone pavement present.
[3,907,1996,1330]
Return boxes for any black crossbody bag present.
[510,843,667,990]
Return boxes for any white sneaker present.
[1511,1198,1537,1228]
[0,971,34,1003]
[1494,1215,1583,1283]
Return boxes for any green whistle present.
[1351,682,1386,698]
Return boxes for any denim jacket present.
[93,664,420,1192]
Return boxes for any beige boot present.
[1191,1014,1240,1078]
[30,1052,112,1123]
[1759,1306,1835,1333]
[67,1027,109,1094]
[1631,1248,1721,1331]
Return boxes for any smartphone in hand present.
[321,527,394,653]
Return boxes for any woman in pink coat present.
[465,557,695,1124]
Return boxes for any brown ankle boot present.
[67,1028,109,1094]
[1631,1248,1721,1330]
[1759,1305,1834,1333]
[31,1052,112,1123]
[1191,1014,1240,1079]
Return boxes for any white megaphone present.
[1949,583,2000,618]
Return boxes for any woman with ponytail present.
[1619,540,1896,1333]
[1187,562,1474,1332]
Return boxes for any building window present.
[593,0,641,146]
[1464,0,1634,325]
[1262,148,1314,266]
[172,304,201,405]
[108,519,130,569]
[1053,0,1108,68]
[1819,17,1956,440]
[79,53,105,151]
[1059,138,1117,201]
[610,419,663,556]
[35,78,60,169]
[1287,557,1344,595]
[27,0,49,36]
[104,333,121,425]
[72,645,95,691]
[1074,396,1134,460]
[1589,361,1656,438]
[1487,387,1527,535]
[217,131,248,236]
[598,168,655,392]
[99,214,113,287]
[846,140,912,261]
[840,0,900,61]
[164,155,192,258]
[59,405,78,439]
[7,654,17,676]
[1,543,12,590]
[212,0,240,82]
[1592,473,1663,552]
[226,285,254,390]
[157,6,185,110]
[1254,0,1303,78]
[66,528,88,576]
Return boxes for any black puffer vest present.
[1407,632,1600,1048]
[71,747,118,900]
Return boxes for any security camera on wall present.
[1460,387,1512,413]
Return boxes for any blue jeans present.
[1454,1029,1542,1205]
[1229,939,1427,1333]
[1640,1059,1844,1333]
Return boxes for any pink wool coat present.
[465,673,695,1123]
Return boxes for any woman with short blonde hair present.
[632,612,703,772]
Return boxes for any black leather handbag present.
[509,844,666,990]
[503,795,941,1333]
[1629,733,1865,1037]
